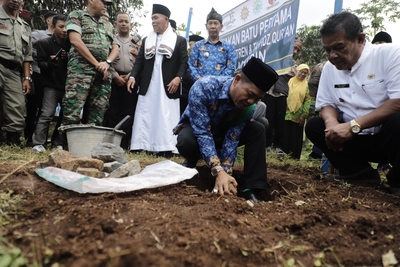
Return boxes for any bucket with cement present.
[59,124,125,158]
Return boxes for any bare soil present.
[1,160,400,267]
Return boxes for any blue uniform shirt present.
[188,38,237,81]
[174,76,255,174]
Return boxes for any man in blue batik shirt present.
[188,8,236,81]
[174,57,278,202]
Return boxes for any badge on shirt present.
[215,64,221,71]
[199,46,206,51]
[368,73,375,79]
[204,51,209,58]
[218,47,226,52]
[334,84,349,88]
[0,23,8,30]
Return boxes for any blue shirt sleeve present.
[221,42,237,77]
[188,41,202,81]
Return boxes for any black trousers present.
[103,83,138,148]
[305,112,400,187]
[25,72,44,143]
[176,121,268,190]
[262,94,286,148]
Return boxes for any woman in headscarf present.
[282,64,311,159]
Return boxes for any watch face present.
[352,125,361,133]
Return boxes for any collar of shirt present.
[204,37,222,45]
[347,42,371,76]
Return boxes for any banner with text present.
[221,0,300,75]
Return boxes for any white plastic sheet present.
[35,160,198,194]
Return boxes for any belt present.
[0,58,22,72]
[117,71,129,75]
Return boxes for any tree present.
[352,0,400,36]
[176,23,202,38]
[22,0,145,31]
[295,24,326,69]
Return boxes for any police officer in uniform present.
[0,0,33,145]
[103,12,140,149]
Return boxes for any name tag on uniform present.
[334,84,349,88]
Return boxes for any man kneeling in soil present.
[305,12,400,195]
[174,57,278,202]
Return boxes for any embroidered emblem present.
[218,47,226,52]
[367,73,375,79]
[215,64,221,71]
[0,23,8,30]
[199,46,206,51]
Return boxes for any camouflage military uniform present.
[62,9,116,126]
[0,6,33,136]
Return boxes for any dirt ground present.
[1,159,400,267]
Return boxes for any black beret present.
[152,4,171,18]
[189,35,204,42]
[242,57,279,92]
[372,31,392,44]
[44,11,58,20]
[169,19,177,30]
[207,8,222,23]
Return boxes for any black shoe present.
[182,159,197,168]
[240,189,261,203]
[322,167,381,186]
[6,132,21,146]
[309,151,322,159]
[381,183,400,196]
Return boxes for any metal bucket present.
[59,124,125,158]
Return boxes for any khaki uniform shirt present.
[0,6,33,65]
[110,35,139,79]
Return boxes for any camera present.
[131,35,141,45]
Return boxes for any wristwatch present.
[23,76,32,82]
[350,119,361,134]
[211,165,224,176]
[106,59,112,65]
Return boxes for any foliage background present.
[23,0,146,31]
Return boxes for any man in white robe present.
[127,4,188,157]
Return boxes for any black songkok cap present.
[103,0,113,5]
[189,35,204,42]
[372,31,392,44]
[242,57,279,92]
[152,4,171,18]
[44,11,58,20]
[170,19,177,30]
[206,8,222,23]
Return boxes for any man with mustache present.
[305,12,400,195]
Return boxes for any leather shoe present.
[381,183,400,196]
[322,167,380,187]
[240,189,261,203]
[182,159,197,168]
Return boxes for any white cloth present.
[144,26,177,60]
[131,35,180,153]
[35,161,198,194]
[316,42,400,135]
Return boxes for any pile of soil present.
[1,161,399,267]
